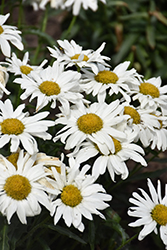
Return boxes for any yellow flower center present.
[61,184,82,207]
[77,113,103,134]
[94,70,119,84]
[124,106,141,124]
[20,65,33,75]
[48,165,61,174]
[151,204,167,226]
[0,26,4,34]
[71,54,89,61]
[4,174,31,200]
[1,118,25,135]
[7,152,19,169]
[112,137,122,154]
[39,81,61,96]
[139,82,160,98]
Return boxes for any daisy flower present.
[0,13,24,57]
[148,111,167,152]
[122,104,161,148]
[64,0,106,16]
[0,65,10,98]
[48,39,110,74]
[128,178,167,248]
[0,150,52,224]
[69,130,147,182]
[131,76,167,116]
[14,61,84,114]
[80,62,141,103]
[48,157,111,232]
[54,100,128,155]
[0,99,55,155]
[6,52,48,76]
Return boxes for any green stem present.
[17,0,23,29]
[115,233,138,250]
[0,0,5,15]
[32,6,48,64]
[61,15,77,39]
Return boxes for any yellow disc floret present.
[95,70,119,84]
[61,184,82,207]
[124,106,141,124]
[0,26,4,34]
[151,204,167,226]
[7,152,19,169]
[139,82,160,98]
[71,54,89,61]
[1,118,25,135]
[77,113,103,134]
[20,65,33,75]
[112,137,122,154]
[39,81,61,96]
[4,174,31,200]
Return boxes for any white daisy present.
[148,111,167,152]
[6,52,48,76]
[0,149,52,224]
[0,99,55,155]
[0,13,24,57]
[48,39,110,74]
[80,61,141,103]
[64,0,106,16]
[14,61,84,114]
[0,65,10,98]
[54,100,128,155]
[128,178,167,248]
[48,157,111,232]
[131,76,167,116]
[69,130,147,182]
[122,103,161,148]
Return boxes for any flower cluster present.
[0,9,167,249]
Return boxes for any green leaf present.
[48,224,86,244]
[0,225,9,250]
[146,24,155,49]
[23,29,56,46]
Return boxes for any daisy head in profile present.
[122,103,161,148]
[128,178,167,248]
[0,149,52,224]
[0,65,10,98]
[14,61,84,114]
[0,99,55,155]
[48,39,110,74]
[54,100,128,155]
[70,129,147,182]
[47,157,112,232]
[6,52,48,76]
[131,76,167,116]
[0,13,24,57]
[80,61,141,103]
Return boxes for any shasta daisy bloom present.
[0,66,10,98]
[54,100,128,155]
[80,61,141,103]
[0,99,55,155]
[6,52,48,76]
[122,104,161,148]
[148,112,167,152]
[70,130,147,182]
[128,178,167,248]
[48,40,110,74]
[14,61,84,114]
[0,150,52,224]
[0,13,24,57]
[131,76,167,116]
[48,157,111,232]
